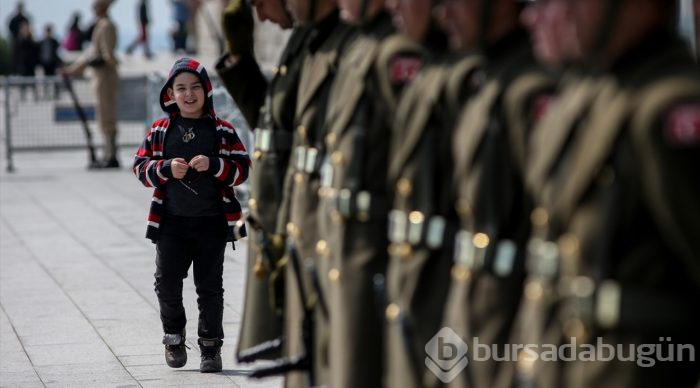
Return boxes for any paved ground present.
[0,149,283,388]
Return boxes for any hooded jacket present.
[133,58,250,243]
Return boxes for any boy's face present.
[168,72,206,119]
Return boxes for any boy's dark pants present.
[154,214,228,339]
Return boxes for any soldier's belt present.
[555,278,697,331]
[388,211,458,251]
[326,189,389,221]
[453,230,518,277]
[293,146,323,174]
[254,128,293,152]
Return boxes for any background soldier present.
[382,0,480,387]
[439,1,554,387]
[514,1,700,387]
[316,0,423,386]
[275,0,354,384]
[215,0,309,361]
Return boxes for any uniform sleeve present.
[133,120,173,188]
[215,52,268,128]
[633,101,700,286]
[208,119,251,187]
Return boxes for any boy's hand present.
[171,158,189,179]
[189,155,210,172]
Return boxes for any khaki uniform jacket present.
[216,26,311,358]
[275,11,354,388]
[318,13,423,388]
[383,52,482,388]
[445,29,553,388]
[514,30,700,388]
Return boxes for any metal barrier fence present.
[1,74,253,173]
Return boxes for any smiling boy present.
[133,58,250,373]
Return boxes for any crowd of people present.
[206,0,699,387]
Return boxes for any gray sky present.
[1,0,175,51]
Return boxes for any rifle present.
[61,75,97,165]
[248,240,314,384]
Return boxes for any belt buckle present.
[294,146,306,171]
[493,240,517,277]
[454,230,475,267]
[304,147,318,173]
[388,210,407,243]
[259,129,272,152]
[320,156,334,188]
[356,191,371,222]
[425,216,446,250]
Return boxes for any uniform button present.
[531,207,549,227]
[272,66,279,75]
[385,303,400,321]
[259,105,268,114]
[294,172,305,185]
[279,65,288,76]
[316,240,329,257]
[331,151,344,166]
[473,233,490,249]
[563,318,586,340]
[558,233,580,257]
[287,223,300,238]
[389,243,412,259]
[517,348,536,376]
[525,280,544,300]
[328,268,340,283]
[455,198,472,217]
[331,210,343,225]
[253,150,263,160]
[451,265,471,282]
[248,198,258,211]
[396,178,412,197]
[408,211,424,224]
[325,132,337,147]
[297,125,307,138]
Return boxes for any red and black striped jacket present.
[133,57,250,243]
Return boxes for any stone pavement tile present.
[0,308,43,387]
[117,354,163,367]
[23,344,118,367]
[126,365,240,386]
[0,382,45,388]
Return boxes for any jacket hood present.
[160,57,215,117]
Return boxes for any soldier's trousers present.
[154,214,227,339]
[93,66,119,161]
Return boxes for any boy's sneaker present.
[198,338,223,373]
[163,332,188,368]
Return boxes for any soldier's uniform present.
[514,26,700,388]
[444,26,554,388]
[382,38,482,386]
[217,22,311,359]
[317,12,423,388]
[275,10,354,387]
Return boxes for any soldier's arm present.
[215,0,267,128]
[632,97,700,286]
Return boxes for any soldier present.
[381,1,483,388]
[513,1,700,387]
[274,0,355,384]
[438,1,555,388]
[314,0,424,385]
[215,0,309,361]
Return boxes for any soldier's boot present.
[162,331,188,368]
[198,338,223,373]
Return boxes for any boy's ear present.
[167,87,175,101]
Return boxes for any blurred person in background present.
[63,12,85,52]
[15,20,38,101]
[38,23,63,99]
[126,0,153,59]
[7,1,30,74]
[61,0,120,169]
